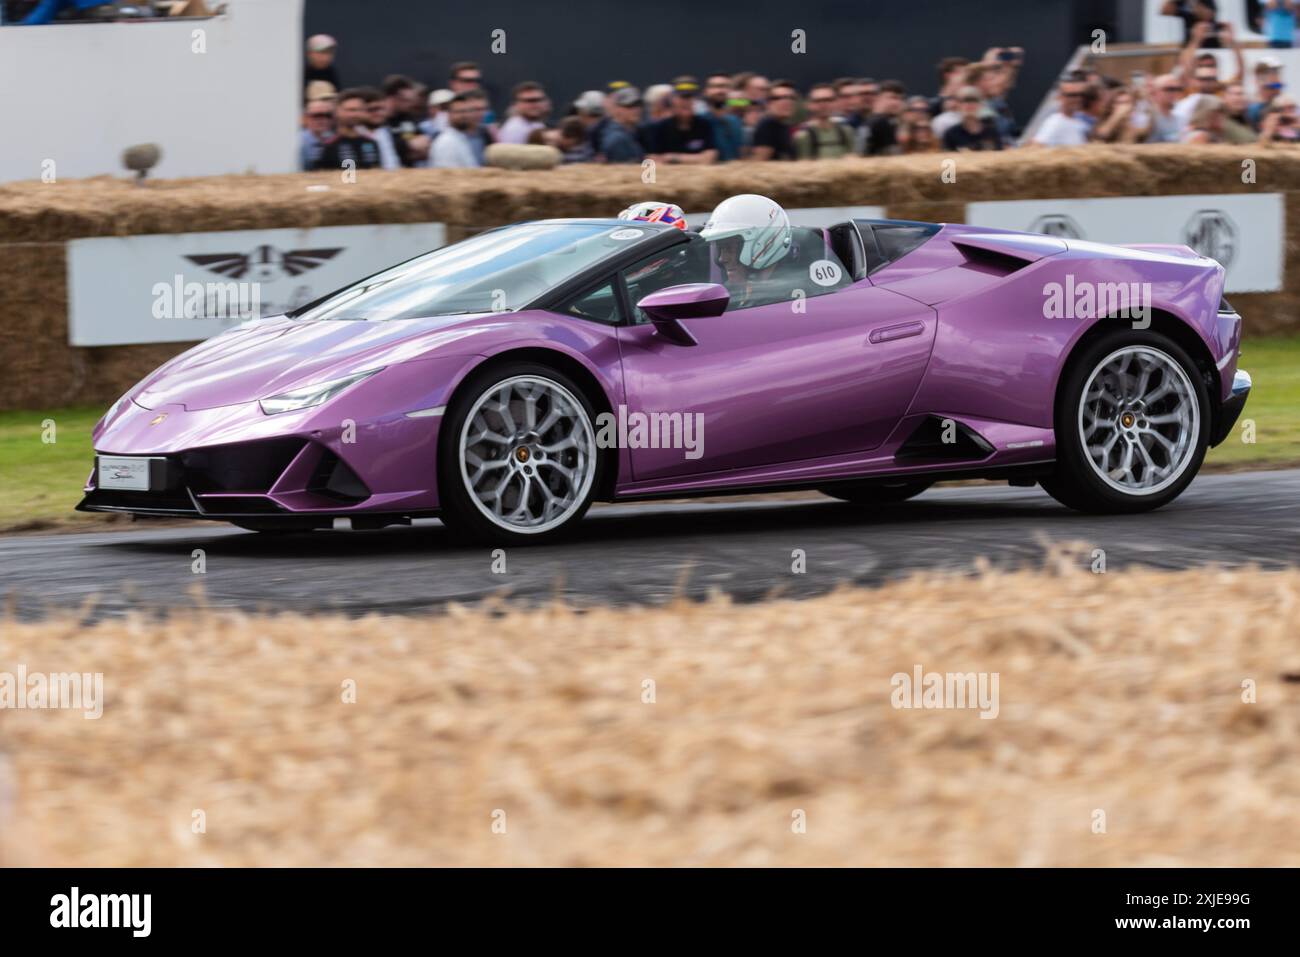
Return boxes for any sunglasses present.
[809,97,835,104]
[307,112,333,119]
[518,95,548,103]
[768,93,797,101]
[456,75,482,84]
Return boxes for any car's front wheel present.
[1042,330,1209,513]
[437,362,604,543]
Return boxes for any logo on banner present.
[185,244,342,282]
[1182,209,1238,268]
[1029,214,1083,240]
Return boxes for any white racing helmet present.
[700,194,792,269]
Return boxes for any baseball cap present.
[305,80,337,101]
[428,88,455,107]
[672,76,701,96]
[574,90,606,114]
[607,80,632,92]
[307,34,337,53]
[612,86,643,107]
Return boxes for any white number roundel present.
[808,259,843,287]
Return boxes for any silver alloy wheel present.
[1077,345,1199,496]
[458,375,597,534]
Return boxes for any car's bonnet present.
[132,313,489,411]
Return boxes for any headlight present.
[258,369,382,415]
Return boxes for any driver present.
[617,200,689,230]
[698,194,792,309]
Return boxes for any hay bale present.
[484,143,562,170]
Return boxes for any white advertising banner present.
[966,194,1284,293]
[67,223,448,346]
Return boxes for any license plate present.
[97,456,160,491]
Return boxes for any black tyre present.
[820,479,933,505]
[1041,329,1209,514]
[437,361,605,544]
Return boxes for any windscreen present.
[295,222,646,321]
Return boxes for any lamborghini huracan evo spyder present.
[80,217,1251,542]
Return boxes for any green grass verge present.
[0,338,1297,533]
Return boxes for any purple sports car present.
[80,208,1251,542]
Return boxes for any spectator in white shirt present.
[1144,74,1189,142]
[1032,77,1091,145]
[421,88,455,138]
[497,81,551,144]
[430,93,482,168]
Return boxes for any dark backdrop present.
[304,0,1128,122]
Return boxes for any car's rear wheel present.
[1041,330,1209,513]
[438,362,604,544]
[820,479,933,504]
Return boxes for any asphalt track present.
[2,469,1297,621]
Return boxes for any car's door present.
[614,237,937,482]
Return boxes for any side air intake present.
[895,416,995,463]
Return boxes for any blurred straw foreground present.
[2,555,1298,866]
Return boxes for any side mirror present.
[636,283,729,346]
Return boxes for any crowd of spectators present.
[298,36,1030,172]
[1032,18,1299,146]
[298,8,1300,174]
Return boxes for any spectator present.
[932,95,962,140]
[834,77,870,130]
[1162,0,1222,48]
[864,80,907,155]
[430,92,482,168]
[858,78,880,119]
[1262,0,1296,49]
[464,91,496,163]
[704,72,744,161]
[571,90,606,140]
[644,84,675,123]
[359,88,403,169]
[599,86,647,163]
[304,34,341,93]
[1031,76,1091,146]
[1248,58,1285,128]
[736,73,771,108]
[970,59,1021,144]
[751,80,798,160]
[1220,83,1258,142]
[1176,20,1243,116]
[313,89,383,172]
[930,57,970,116]
[301,99,335,171]
[1182,95,1228,142]
[943,86,1002,150]
[1259,95,1300,143]
[646,78,718,164]
[899,120,940,153]
[421,88,454,138]
[498,82,551,144]
[446,61,497,127]
[1142,73,1188,142]
[383,75,429,166]
[557,117,595,163]
[794,83,856,159]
